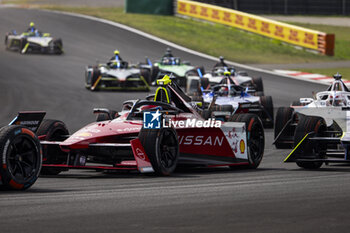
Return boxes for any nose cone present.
[59,120,143,151]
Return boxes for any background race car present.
[5,30,63,54]
[85,60,150,91]
[275,74,350,169]
[138,49,205,87]
[188,72,274,128]
[186,62,264,96]
[274,73,350,149]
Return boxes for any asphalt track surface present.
[1,7,350,233]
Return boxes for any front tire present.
[139,127,179,175]
[231,114,265,169]
[294,116,326,169]
[274,107,294,149]
[0,125,42,190]
[37,119,69,175]
[252,77,263,92]
[260,95,274,128]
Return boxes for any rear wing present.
[9,111,46,133]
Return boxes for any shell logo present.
[136,148,145,160]
[240,139,245,154]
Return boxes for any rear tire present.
[294,116,326,169]
[274,107,294,149]
[140,69,151,85]
[19,38,27,54]
[260,96,274,128]
[90,66,101,91]
[252,77,263,92]
[139,127,179,175]
[199,77,210,90]
[96,110,118,122]
[4,34,8,47]
[151,65,159,83]
[37,119,69,175]
[54,38,63,54]
[231,114,264,169]
[0,125,42,190]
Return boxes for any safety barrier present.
[177,0,335,56]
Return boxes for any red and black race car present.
[0,76,265,190]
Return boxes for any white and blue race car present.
[192,72,274,128]
[275,73,350,169]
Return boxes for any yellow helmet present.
[224,71,231,76]
[114,50,119,55]
[30,22,35,27]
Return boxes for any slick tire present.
[139,127,179,176]
[90,66,101,91]
[4,34,8,47]
[274,107,294,149]
[140,69,151,85]
[252,77,263,92]
[19,38,27,54]
[54,38,63,55]
[230,114,264,169]
[151,65,159,83]
[260,96,274,128]
[195,66,205,76]
[199,77,210,90]
[294,116,326,169]
[0,125,42,190]
[37,119,69,175]
[96,110,118,122]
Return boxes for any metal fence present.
[192,0,349,15]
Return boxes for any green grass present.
[35,6,350,64]
[300,68,350,80]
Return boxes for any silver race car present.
[5,30,63,54]
[85,60,150,91]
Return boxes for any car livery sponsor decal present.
[220,122,248,160]
[76,132,92,137]
[240,139,245,154]
[178,135,223,146]
[135,148,145,160]
[2,139,10,168]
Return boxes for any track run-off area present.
[1,7,349,233]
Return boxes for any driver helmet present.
[114,50,120,55]
[163,57,170,65]
[30,22,35,27]
[219,56,224,62]
[220,86,229,96]
[327,94,344,106]
[215,68,225,76]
